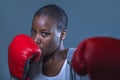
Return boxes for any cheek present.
[41,36,60,54]
[46,37,60,48]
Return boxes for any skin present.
[28,15,68,79]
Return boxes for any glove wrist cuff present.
[10,74,19,80]
[10,77,18,80]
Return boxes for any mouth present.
[36,43,41,47]
[37,45,42,49]
[36,44,42,49]
[37,45,43,51]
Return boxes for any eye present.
[41,32,50,37]
[30,29,36,36]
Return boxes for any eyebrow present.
[31,27,49,32]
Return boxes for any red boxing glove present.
[72,37,120,80]
[8,34,42,80]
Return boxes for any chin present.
[42,50,49,56]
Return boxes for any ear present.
[60,30,67,41]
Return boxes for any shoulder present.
[66,48,90,80]
[66,48,81,80]
[67,48,76,63]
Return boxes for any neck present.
[43,43,67,62]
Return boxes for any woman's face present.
[31,16,61,56]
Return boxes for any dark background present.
[0,0,120,79]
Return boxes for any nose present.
[34,34,41,45]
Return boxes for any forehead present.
[32,16,57,30]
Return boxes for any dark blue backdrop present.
[0,0,120,79]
